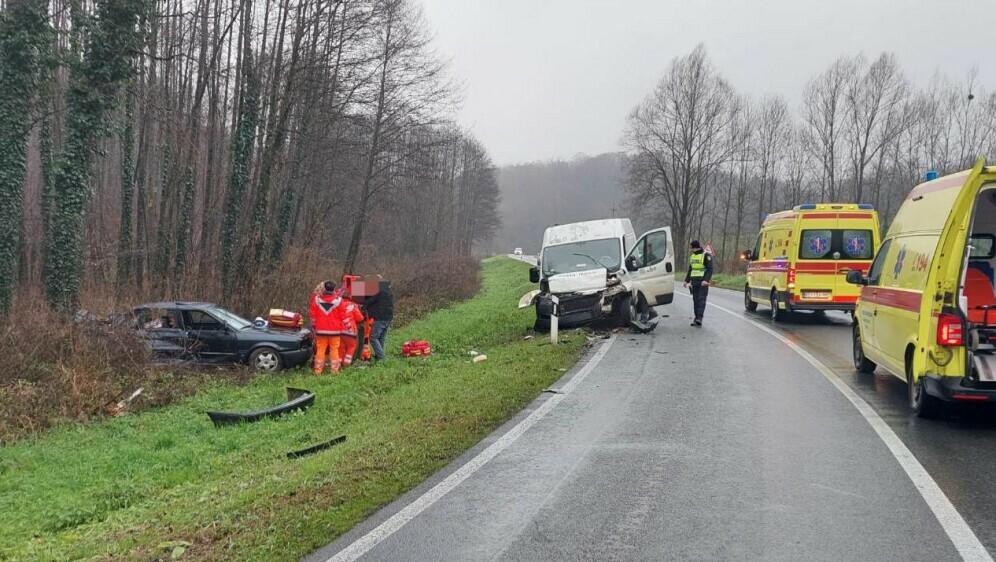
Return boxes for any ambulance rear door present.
[835,213,877,299]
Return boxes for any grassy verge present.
[0,258,585,562]
[710,273,746,290]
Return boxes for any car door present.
[180,309,239,363]
[138,307,188,359]
[626,228,675,305]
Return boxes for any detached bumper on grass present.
[206,387,315,426]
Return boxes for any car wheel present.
[908,358,939,418]
[744,285,758,312]
[533,316,551,333]
[852,324,876,373]
[250,347,283,372]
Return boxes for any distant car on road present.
[133,302,313,371]
[513,247,523,255]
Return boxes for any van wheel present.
[908,359,940,418]
[615,293,633,327]
[744,285,757,312]
[533,316,551,333]
[770,291,786,322]
[852,324,877,373]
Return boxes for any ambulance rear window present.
[799,229,874,260]
[800,230,832,259]
[842,230,873,259]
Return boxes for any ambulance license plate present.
[802,291,831,299]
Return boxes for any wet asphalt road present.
[307,285,996,561]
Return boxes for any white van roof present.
[542,219,634,247]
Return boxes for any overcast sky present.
[420,0,992,166]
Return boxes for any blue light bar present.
[857,204,874,210]
[925,170,939,181]
[795,204,817,210]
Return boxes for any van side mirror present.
[626,256,639,272]
[846,270,868,286]
[741,250,753,262]
[665,262,673,273]
[529,267,540,284]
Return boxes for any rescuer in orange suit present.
[309,280,347,374]
[339,294,365,367]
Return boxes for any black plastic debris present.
[207,387,315,426]
[286,435,347,459]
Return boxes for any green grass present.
[0,258,585,562]
[710,273,746,290]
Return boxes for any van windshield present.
[800,229,874,260]
[542,238,621,276]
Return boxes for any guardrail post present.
[551,295,559,345]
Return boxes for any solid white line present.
[685,293,993,562]
[324,335,617,562]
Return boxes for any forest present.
[623,46,996,268]
[0,0,501,317]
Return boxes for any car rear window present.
[799,229,874,260]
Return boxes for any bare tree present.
[622,45,735,266]
[802,56,859,201]
[844,52,912,202]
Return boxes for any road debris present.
[473,355,488,363]
[286,435,347,459]
[98,387,145,416]
[206,387,314,427]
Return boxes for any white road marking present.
[324,336,617,562]
[686,293,993,562]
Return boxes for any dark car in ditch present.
[134,302,313,371]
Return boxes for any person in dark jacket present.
[683,240,713,327]
[363,279,394,360]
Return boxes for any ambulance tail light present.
[787,268,796,290]
[937,314,964,346]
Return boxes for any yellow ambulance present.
[849,158,996,417]
[743,204,881,321]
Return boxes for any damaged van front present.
[523,219,674,332]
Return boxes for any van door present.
[858,239,892,361]
[625,228,675,306]
[917,161,995,380]
[835,223,876,300]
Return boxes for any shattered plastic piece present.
[472,355,488,363]
[468,350,480,357]
[523,335,534,340]
[103,387,144,416]
[206,387,314,426]
[286,435,347,459]
[630,319,658,334]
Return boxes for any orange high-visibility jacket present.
[340,299,365,337]
[309,291,347,336]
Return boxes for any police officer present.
[684,240,713,327]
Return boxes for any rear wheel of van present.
[744,285,757,312]
[908,360,940,419]
[852,324,876,373]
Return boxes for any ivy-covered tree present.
[116,94,136,289]
[44,0,147,312]
[0,0,50,313]
[221,44,260,301]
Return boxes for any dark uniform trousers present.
[690,281,708,320]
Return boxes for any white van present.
[525,219,674,330]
